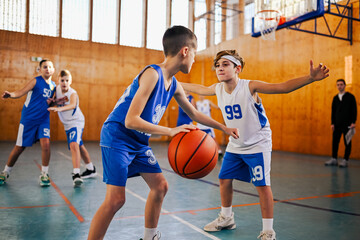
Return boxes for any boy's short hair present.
[39,59,52,67]
[59,69,71,78]
[336,79,346,85]
[162,25,197,57]
[213,50,245,70]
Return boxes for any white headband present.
[220,55,242,67]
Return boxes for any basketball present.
[168,129,218,179]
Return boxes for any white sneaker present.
[204,212,236,232]
[258,230,276,240]
[0,171,9,185]
[39,172,51,187]
[325,158,337,166]
[139,231,161,240]
[72,173,83,187]
[338,159,348,168]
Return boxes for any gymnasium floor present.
[0,141,359,240]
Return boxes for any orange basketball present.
[168,129,218,179]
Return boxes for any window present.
[214,2,222,45]
[29,0,59,36]
[146,0,166,50]
[171,0,189,27]
[0,0,26,32]
[244,2,255,35]
[194,0,207,51]
[92,0,118,44]
[119,0,143,47]
[62,0,90,41]
[226,0,240,39]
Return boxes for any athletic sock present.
[262,218,274,231]
[41,166,49,174]
[143,227,157,240]
[221,206,232,218]
[73,168,80,174]
[4,165,12,174]
[85,163,94,171]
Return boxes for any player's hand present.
[224,127,239,139]
[350,123,356,129]
[331,124,334,131]
[309,60,329,82]
[56,96,68,105]
[2,91,12,99]
[47,107,59,112]
[47,97,55,106]
[170,124,198,137]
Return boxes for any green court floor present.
[0,141,359,240]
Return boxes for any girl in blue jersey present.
[1,59,56,187]
[48,70,97,187]
[181,50,330,240]
[88,26,239,240]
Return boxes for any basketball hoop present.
[255,9,282,41]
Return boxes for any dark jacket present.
[331,92,357,127]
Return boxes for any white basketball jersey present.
[56,86,85,131]
[196,99,212,130]
[215,79,272,154]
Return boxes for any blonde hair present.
[213,50,245,70]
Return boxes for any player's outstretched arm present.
[175,85,239,139]
[48,93,77,112]
[249,60,329,95]
[181,82,216,96]
[2,79,36,99]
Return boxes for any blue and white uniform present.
[56,86,85,148]
[196,99,215,138]
[177,94,193,126]
[100,64,177,186]
[215,79,272,186]
[16,76,56,147]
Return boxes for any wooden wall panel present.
[187,5,360,159]
[0,30,164,142]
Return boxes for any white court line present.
[57,150,221,240]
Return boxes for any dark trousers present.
[332,125,352,160]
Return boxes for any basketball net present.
[255,9,281,41]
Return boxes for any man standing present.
[325,79,357,167]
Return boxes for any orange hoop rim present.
[255,9,281,21]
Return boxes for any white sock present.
[4,165,13,174]
[143,227,157,240]
[42,166,49,174]
[73,168,80,174]
[262,218,274,231]
[221,206,232,218]
[85,163,94,170]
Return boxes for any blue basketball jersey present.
[177,94,193,126]
[101,64,177,147]
[20,76,56,124]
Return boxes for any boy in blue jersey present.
[87,26,239,240]
[1,59,56,187]
[176,91,195,126]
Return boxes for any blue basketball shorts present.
[16,122,50,147]
[65,127,84,149]
[201,128,215,138]
[219,151,272,186]
[101,145,162,187]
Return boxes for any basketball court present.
[1,0,360,239]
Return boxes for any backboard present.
[252,0,325,38]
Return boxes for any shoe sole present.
[204,224,236,232]
[81,173,97,179]
[73,180,83,187]
[39,182,51,187]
